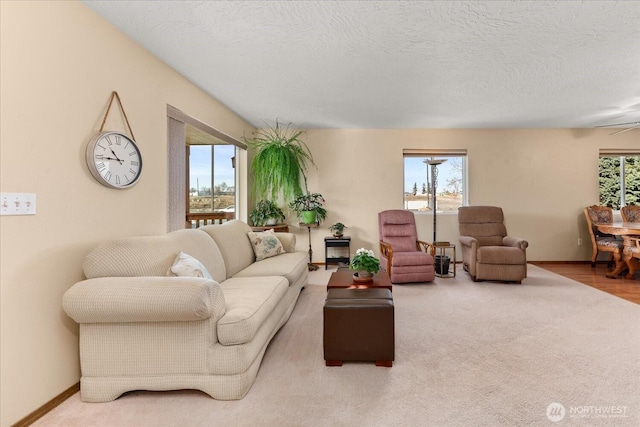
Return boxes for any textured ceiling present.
[84,1,640,129]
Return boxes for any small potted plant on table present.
[349,248,381,282]
[328,222,347,237]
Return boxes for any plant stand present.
[305,223,319,271]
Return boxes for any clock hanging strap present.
[99,91,136,141]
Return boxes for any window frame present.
[402,149,468,213]
[187,143,237,215]
[167,105,245,230]
[598,149,640,210]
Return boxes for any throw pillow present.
[247,229,286,261]
[167,251,213,280]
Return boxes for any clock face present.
[86,131,143,189]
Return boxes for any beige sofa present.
[63,220,308,402]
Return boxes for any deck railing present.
[186,212,235,229]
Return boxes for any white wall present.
[286,128,638,262]
[0,2,253,425]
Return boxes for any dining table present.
[595,222,640,279]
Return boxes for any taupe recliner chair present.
[458,206,528,283]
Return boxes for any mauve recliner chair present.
[378,210,435,284]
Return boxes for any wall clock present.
[86,131,143,189]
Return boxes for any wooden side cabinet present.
[325,236,351,269]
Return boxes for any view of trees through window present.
[404,155,466,212]
[599,155,640,209]
[189,144,236,214]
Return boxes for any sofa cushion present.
[272,233,296,253]
[378,210,420,253]
[477,246,525,265]
[458,206,508,241]
[201,221,255,278]
[217,276,289,345]
[233,252,308,286]
[476,236,505,247]
[247,230,286,261]
[167,252,213,279]
[390,251,434,266]
[83,229,226,283]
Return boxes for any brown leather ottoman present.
[323,288,394,367]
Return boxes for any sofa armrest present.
[458,235,478,248]
[275,232,296,253]
[458,235,478,275]
[379,240,393,275]
[503,236,529,250]
[417,240,434,256]
[63,276,226,324]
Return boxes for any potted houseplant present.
[244,121,315,204]
[349,248,381,282]
[329,222,347,237]
[249,200,286,227]
[288,192,327,224]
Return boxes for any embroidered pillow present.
[167,251,213,280]
[247,229,286,261]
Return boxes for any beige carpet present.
[35,265,639,426]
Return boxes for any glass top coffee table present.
[327,268,392,291]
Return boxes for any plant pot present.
[353,271,374,283]
[265,218,277,226]
[332,233,343,238]
[300,210,317,224]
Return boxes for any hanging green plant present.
[245,121,316,203]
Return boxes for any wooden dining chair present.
[622,206,640,277]
[621,205,640,223]
[628,236,640,278]
[584,206,623,267]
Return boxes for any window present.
[188,143,236,214]
[599,151,640,209]
[403,149,467,212]
[167,106,245,231]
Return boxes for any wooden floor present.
[534,262,640,304]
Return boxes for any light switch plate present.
[0,193,36,216]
